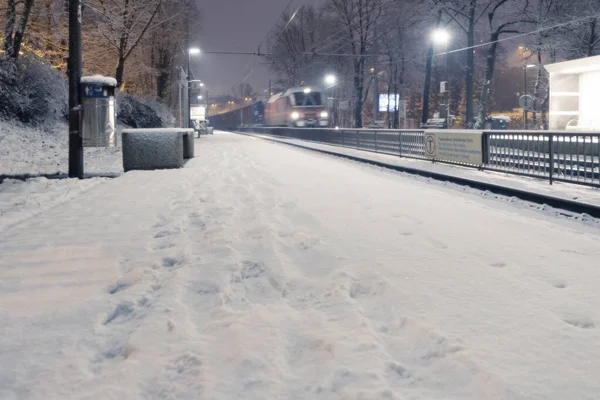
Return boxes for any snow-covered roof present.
[545,54,600,75]
[81,75,118,87]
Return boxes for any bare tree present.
[87,0,166,87]
[329,0,383,128]
[267,5,325,87]
[477,0,533,127]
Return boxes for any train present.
[264,87,328,127]
[209,87,328,130]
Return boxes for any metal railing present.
[239,127,600,188]
[484,131,600,186]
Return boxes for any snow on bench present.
[121,128,195,172]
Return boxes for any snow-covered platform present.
[242,132,600,209]
[1,132,600,399]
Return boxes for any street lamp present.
[432,29,451,128]
[187,47,200,128]
[324,74,336,86]
[432,29,450,45]
[324,74,337,126]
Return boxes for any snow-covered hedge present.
[0,55,175,128]
[0,55,68,123]
[116,92,175,128]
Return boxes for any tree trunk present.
[422,45,434,125]
[588,19,597,57]
[387,64,392,129]
[541,88,549,130]
[4,0,16,56]
[478,33,499,128]
[532,48,542,128]
[466,4,475,128]
[353,59,364,128]
[11,0,35,58]
[115,56,126,88]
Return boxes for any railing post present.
[356,131,360,149]
[399,132,402,157]
[342,130,345,147]
[549,134,554,185]
[375,131,378,153]
[482,132,489,167]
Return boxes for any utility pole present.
[187,53,192,129]
[445,40,450,129]
[68,0,83,178]
[206,90,209,117]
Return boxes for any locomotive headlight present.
[320,111,328,118]
[291,112,300,120]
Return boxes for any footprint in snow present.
[552,281,569,289]
[103,301,135,325]
[154,230,177,239]
[563,317,595,329]
[240,261,265,280]
[163,255,185,268]
[107,281,130,295]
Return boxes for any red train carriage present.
[264,87,328,128]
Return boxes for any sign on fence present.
[425,130,483,165]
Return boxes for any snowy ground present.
[1,132,600,399]
[0,120,124,176]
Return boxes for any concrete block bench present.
[122,128,195,172]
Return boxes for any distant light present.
[200,82,204,86]
[369,67,375,73]
[431,29,450,44]
[303,87,311,93]
[198,95,203,99]
[325,74,336,85]
[291,112,300,120]
[189,48,200,55]
[335,126,340,130]
[320,111,328,118]
[526,64,536,68]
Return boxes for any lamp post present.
[187,47,200,128]
[432,29,450,128]
[324,74,337,126]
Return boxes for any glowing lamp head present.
[431,29,450,45]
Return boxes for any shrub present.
[0,55,68,123]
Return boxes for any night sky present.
[194,0,324,97]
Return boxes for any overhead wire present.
[239,0,297,86]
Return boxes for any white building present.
[545,55,600,131]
